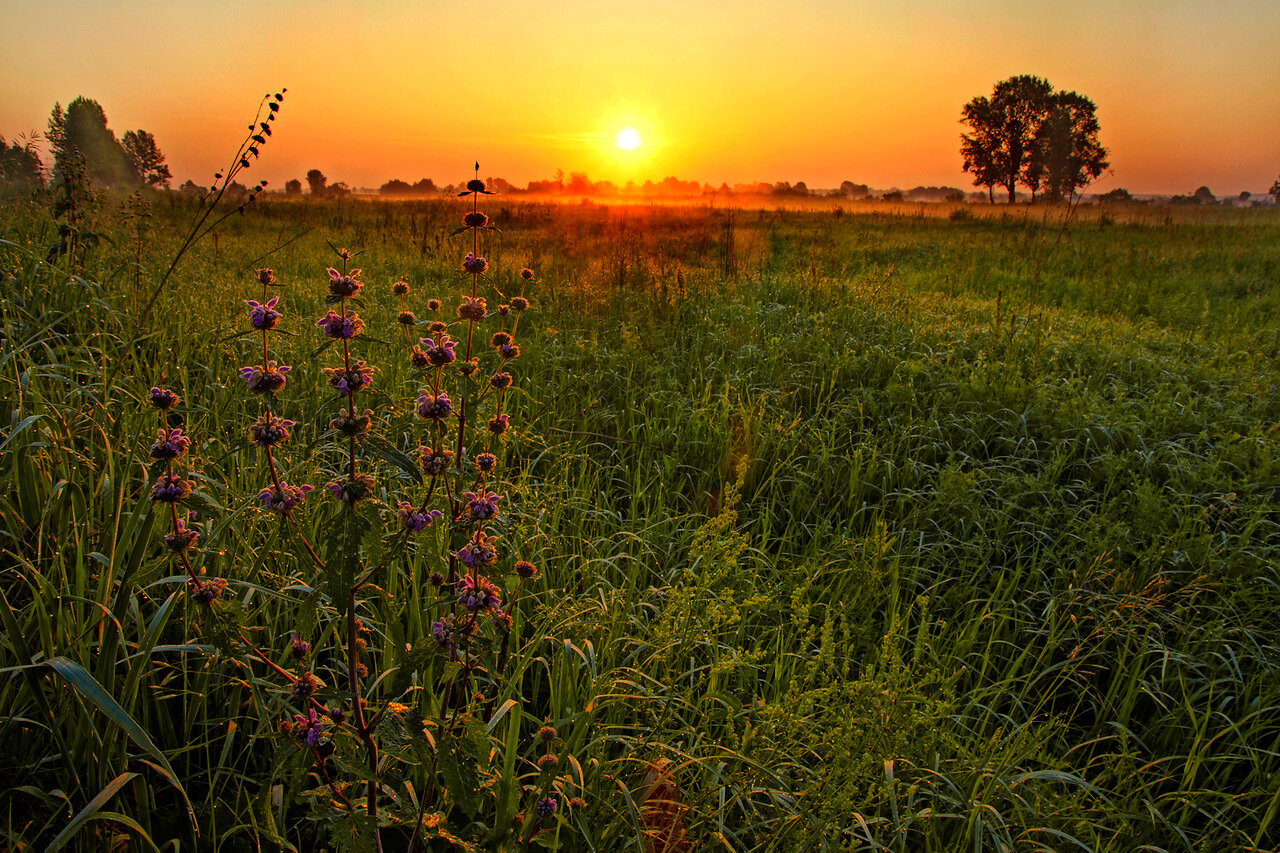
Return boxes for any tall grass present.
[2,194,1278,849]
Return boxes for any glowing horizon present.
[2,0,1278,196]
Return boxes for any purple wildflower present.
[419,335,457,366]
[511,296,530,311]
[257,481,313,514]
[462,253,488,276]
[464,211,488,228]
[499,343,521,360]
[393,280,410,295]
[457,295,487,321]
[323,360,374,397]
[457,573,502,614]
[416,390,453,421]
[396,501,443,532]
[315,311,365,340]
[490,331,512,348]
[239,361,291,394]
[292,706,326,747]
[476,452,497,474]
[327,267,362,298]
[520,268,534,282]
[329,410,373,437]
[325,473,375,504]
[249,414,294,447]
[419,446,454,476]
[163,515,200,552]
[290,634,310,659]
[187,576,228,605]
[292,671,322,698]
[535,797,557,818]
[246,296,281,330]
[489,371,513,390]
[488,413,510,436]
[430,613,475,653]
[149,427,191,460]
[456,531,499,568]
[463,489,501,521]
[149,387,179,410]
[257,268,276,286]
[151,472,192,503]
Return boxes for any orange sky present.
[3,0,1278,195]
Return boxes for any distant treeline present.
[367,172,970,202]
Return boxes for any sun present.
[615,127,642,151]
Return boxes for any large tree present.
[122,129,172,188]
[961,76,1107,203]
[1031,91,1109,202]
[306,168,328,197]
[49,97,134,187]
[47,98,171,190]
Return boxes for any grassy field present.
[2,190,1279,851]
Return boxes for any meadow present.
[2,188,1279,851]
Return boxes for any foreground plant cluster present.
[2,126,1280,849]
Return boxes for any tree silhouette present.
[1270,176,1279,203]
[959,95,1006,202]
[306,169,327,197]
[379,179,413,195]
[839,181,869,199]
[961,77,1107,203]
[961,76,1053,204]
[0,134,45,190]
[122,129,172,188]
[284,178,302,196]
[1032,91,1109,201]
[48,97,135,188]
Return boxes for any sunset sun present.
[615,127,642,151]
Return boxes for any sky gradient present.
[3,0,1278,195]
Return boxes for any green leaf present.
[46,657,195,828]
[0,414,43,452]
[44,773,162,852]
[363,434,422,484]
[181,488,224,518]
[324,506,371,605]
[436,731,481,819]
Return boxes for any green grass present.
[2,191,1279,850]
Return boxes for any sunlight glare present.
[616,127,642,151]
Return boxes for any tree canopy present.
[122,129,172,188]
[47,97,171,190]
[961,76,1108,203]
[0,134,45,191]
